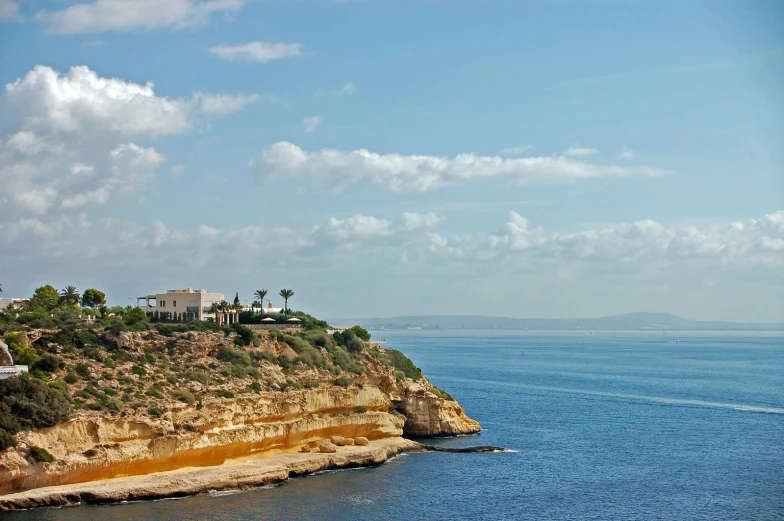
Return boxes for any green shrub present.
[148,407,164,418]
[230,323,256,346]
[30,446,54,463]
[334,377,350,388]
[155,324,173,337]
[347,325,371,341]
[0,373,72,450]
[31,354,60,374]
[173,389,196,405]
[185,370,208,384]
[250,381,262,393]
[75,363,90,378]
[431,386,455,401]
[216,346,252,367]
[384,349,423,380]
[64,372,78,384]
[218,390,234,399]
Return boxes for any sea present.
[5,331,783,521]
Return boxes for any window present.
[161,301,165,307]
[173,300,177,307]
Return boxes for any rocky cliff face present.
[0,332,479,494]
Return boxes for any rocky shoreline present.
[0,438,425,510]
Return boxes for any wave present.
[516,384,784,415]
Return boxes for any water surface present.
[6,331,783,520]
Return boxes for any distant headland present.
[330,312,784,331]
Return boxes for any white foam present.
[516,384,784,415]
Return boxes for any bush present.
[384,349,423,380]
[173,389,196,405]
[0,373,72,450]
[30,446,54,463]
[334,377,350,388]
[347,325,371,341]
[64,372,78,384]
[216,346,252,367]
[148,407,164,418]
[218,390,234,399]
[230,323,256,346]
[431,386,455,401]
[75,363,90,378]
[155,324,173,337]
[31,354,60,374]
[123,307,148,326]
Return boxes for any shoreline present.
[0,438,424,511]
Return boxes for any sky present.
[0,0,782,322]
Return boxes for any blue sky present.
[0,0,782,321]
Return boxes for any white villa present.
[0,340,28,380]
[136,288,224,321]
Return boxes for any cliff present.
[0,326,479,500]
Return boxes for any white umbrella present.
[286,317,301,322]
[261,317,276,322]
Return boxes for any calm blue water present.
[6,331,784,521]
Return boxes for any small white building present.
[0,298,28,311]
[0,340,28,380]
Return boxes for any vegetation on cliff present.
[0,286,426,454]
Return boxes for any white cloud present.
[0,0,19,20]
[426,210,784,268]
[315,82,357,98]
[0,65,260,218]
[37,0,245,34]
[251,142,669,193]
[334,82,356,96]
[303,116,322,133]
[209,41,302,63]
[499,145,533,156]
[402,211,442,230]
[618,148,636,160]
[564,146,599,157]
[169,164,185,177]
[4,65,191,137]
[195,92,261,116]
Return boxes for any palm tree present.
[219,300,231,325]
[279,289,294,315]
[209,301,223,326]
[232,300,243,324]
[254,290,268,315]
[60,286,80,307]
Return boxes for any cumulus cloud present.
[0,0,19,20]
[209,41,302,63]
[251,142,669,193]
[0,64,256,218]
[499,145,534,156]
[4,65,191,137]
[426,210,784,268]
[37,0,244,34]
[564,146,599,157]
[195,92,262,115]
[303,116,322,133]
[618,148,636,160]
[334,82,356,96]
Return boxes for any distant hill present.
[328,312,784,331]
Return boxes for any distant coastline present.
[329,312,784,332]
